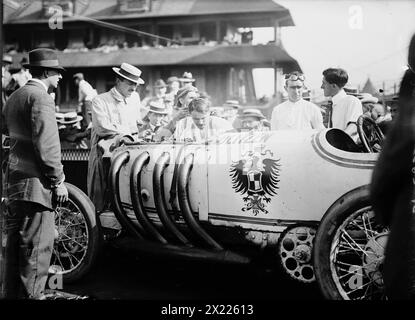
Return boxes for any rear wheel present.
[313,186,388,300]
[49,183,102,283]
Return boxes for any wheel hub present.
[362,232,388,287]
[278,225,316,283]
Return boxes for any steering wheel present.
[357,115,385,153]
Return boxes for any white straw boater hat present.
[112,62,145,84]
[57,112,83,125]
[55,112,65,122]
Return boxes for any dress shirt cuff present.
[51,173,65,189]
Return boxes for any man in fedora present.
[2,48,68,299]
[179,71,196,88]
[88,62,145,212]
[138,100,169,141]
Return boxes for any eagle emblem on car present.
[229,150,280,215]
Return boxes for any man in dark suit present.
[370,60,415,297]
[2,48,68,299]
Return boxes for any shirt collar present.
[332,89,347,105]
[110,87,127,103]
[287,98,304,105]
[29,78,48,93]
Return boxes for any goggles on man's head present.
[284,73,305,82]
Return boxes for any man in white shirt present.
[321,68,363,140]
[74,72,98,127]
[87,62,144,211]
[271,72,324,131]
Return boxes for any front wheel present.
[49,183,102,283]
[313,185,388,300]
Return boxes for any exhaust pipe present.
[109,150,144,239]
[130,152,168,244]
[178,153,223,250]
[153,152,192,246]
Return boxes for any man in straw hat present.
[88,62,145,212]
[1,48,68,299]
[57,112,89,149]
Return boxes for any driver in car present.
[159,97,233,143]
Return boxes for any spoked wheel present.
[313,186,388,300]
[357,115,385,153]
[49,183,102,283]
[277,225,317,283]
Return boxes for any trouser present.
[3,200,55,299]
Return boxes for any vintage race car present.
[47,118,388,301]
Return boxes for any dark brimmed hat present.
[24,48,65,71]
[167,76,179,84]
[240,108,265,120]
[179,71,195,83]
[112,62,145,84]
[153,79,167,88]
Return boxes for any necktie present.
[326,101,333,128]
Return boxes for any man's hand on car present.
[53,183,68,205]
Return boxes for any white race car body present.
[110,128,376,239]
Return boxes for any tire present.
[49,183,102,283]
[313,185,388,300]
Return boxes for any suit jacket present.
[370,69,415,299]
[2,80,64,210]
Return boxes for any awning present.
[10,44,300,68]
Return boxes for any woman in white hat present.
[87,62,145,212]
[239,108,268,132]
[138,100,169,141]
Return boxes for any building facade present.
[3,0,301,110]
